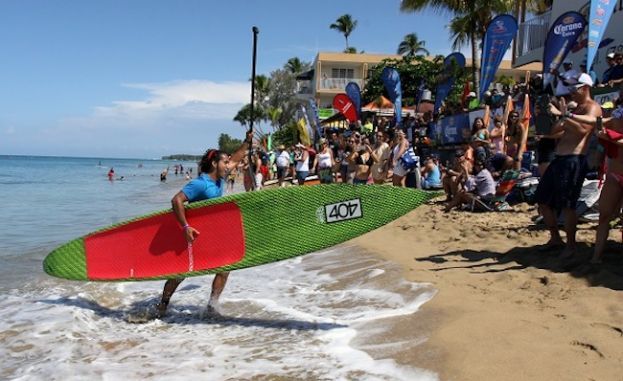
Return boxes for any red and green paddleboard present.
[44,185,436,281]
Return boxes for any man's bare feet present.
[155,302,168,319]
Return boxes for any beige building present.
[297,51,542,111]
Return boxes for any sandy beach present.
[354,200,623,381]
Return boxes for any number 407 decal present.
[324,199,363,223]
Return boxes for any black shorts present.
[534,154,587,210]
[276,166,288,179]
[536,138,556,164]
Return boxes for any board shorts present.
[534,154,587,210]
[276,166,288,179]
[536,138,556,164]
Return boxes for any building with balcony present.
[297,51,541,117]
[513,0,623,80]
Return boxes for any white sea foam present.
[0,247,438,381]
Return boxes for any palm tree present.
[330,14,358,50]
[252,74,271,107]
[400,0,513,96]
[266,107,283,131]
[286,57,304,74]
[397,33,430,57]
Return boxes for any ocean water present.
[0,155,437,381]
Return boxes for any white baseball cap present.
[566,73,594,90]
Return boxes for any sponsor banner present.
[432,113,471,145]
[332,94,358,123]
[434,52,466,113]
[543,11,587,86]
[345,82,362,120]
[480,14,518,99]
[381,67,403,124]
[587,0,617,70]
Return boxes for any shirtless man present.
[535,73,602,257]
[550,85,623,263]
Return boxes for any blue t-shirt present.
[182,174,224,202]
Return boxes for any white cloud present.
[14,80,253,157]
[94,80,250,120]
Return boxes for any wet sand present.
[354,201,623,381]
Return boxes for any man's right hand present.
[184,227,200,243]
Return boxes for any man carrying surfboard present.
[155,130,253,318]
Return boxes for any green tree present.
[218,133,243,154]
[362,55,467,109]
[285,57,310,74]
[271,121,298,148]
[264,68,295,126]
[330,14,358,50]
[233,103,266,128]
[400,0,513,96]
[266,107,283,130]
[397,33,430,57]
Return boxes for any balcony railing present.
[318,78,364,91]
[516,10,551,58]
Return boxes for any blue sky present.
[0,0,457,158]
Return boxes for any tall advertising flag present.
[480,14,518,99]
[434,52,466,113]
[587,0,617,71]
[543,11,587,86]
[381,67,402,124]
[345,82,362,120]
[332,94,358,123]
[308,99,323,138]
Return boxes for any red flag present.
[333,94,358,123]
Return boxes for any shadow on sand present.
[416,242,623,291]
[37,296,347,330]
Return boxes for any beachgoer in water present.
[108,168,115,181]
[226,160,237,193]
[155,130,253,318]
[535,73,601,258]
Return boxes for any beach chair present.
[468,170,519,212]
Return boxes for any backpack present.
[399,147,420,170]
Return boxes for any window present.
[331,68,354,79]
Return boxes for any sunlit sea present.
[0,155,437,381]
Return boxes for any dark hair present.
[471,117,485,135]
[199,149,225,174]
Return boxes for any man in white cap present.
[554,59,578,97]
[536,73,602,258]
